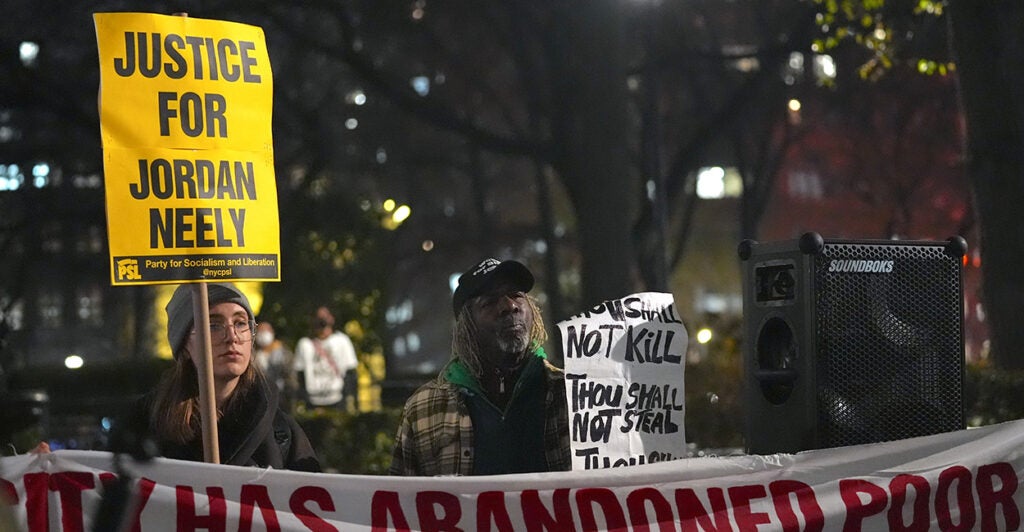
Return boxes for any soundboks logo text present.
[827,259,894,273]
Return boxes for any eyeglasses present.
[193,320,256,342]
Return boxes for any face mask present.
[256,331,275,347]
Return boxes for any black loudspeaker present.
[738,232,967,455]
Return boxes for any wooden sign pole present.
[172,10,218,466]
[191,283,220,464]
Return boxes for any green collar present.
[445,346,547,392]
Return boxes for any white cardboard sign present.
[557,292,688,470]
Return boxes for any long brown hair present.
[451,294,547,380]
[149,348,263,445]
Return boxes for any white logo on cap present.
[473,258,501,277]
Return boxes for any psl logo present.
[116,258,142,281]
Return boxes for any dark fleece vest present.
[121,375,320,472]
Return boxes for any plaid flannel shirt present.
[389,350,571,476]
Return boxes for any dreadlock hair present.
[451,293,547,381]
[149,345,263,445]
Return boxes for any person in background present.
[293,306,359,411]
[389,258,571,476]
[119,283,320,471]
[253,320,297,411]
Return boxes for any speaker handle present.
[754,368,798,385]
[945,236,968,258]
[799,232,824,254]
[737,239,756,261]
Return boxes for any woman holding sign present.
[118,283,320,471]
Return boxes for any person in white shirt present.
[293,306,359,410]
[253,321,297,410]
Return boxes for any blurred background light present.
[696,328,713,344]
[19,41,39,67]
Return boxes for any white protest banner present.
[95,12,280,285]
[2,420,1023,530]
[557,292,687,470]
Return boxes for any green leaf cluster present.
[294,405,403,474]
[812,0,952,80]
[964,365,1024,427]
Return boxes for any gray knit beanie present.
[165,283,255,357]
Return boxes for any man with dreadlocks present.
[389,258,572,476]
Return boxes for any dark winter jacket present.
[120,376,320,472]
[389,347,571,476]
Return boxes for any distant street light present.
[696,328,713,344]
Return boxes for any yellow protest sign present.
[95,12,280,285]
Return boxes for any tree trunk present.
[558,0,636,307]
[949,0,1024,369]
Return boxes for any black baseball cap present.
[452,258,534,315]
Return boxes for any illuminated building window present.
[786,170,824,199]
[39,291,63,328]
[0,298,24,331]
[76,285,103,326]
[696,167,742,199]
[41,221,62,253]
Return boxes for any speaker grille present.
[814,242,964,447]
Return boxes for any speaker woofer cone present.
[756,316,798,405]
